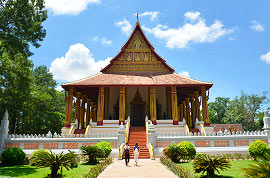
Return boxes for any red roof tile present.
[62,72,212,89]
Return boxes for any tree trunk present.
[51,166,59,178]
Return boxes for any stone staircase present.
[74,129,86,135]
[126,127,150,159]
[189,128,200,134]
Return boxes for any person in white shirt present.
[123,142,130,166]
[133,143,139,166]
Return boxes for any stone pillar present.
[64,87,74,128]
[97,87,105,125]
[186,98,191,127]
[79,95,86,129]
[201,86,210,126]
[190,94,196,128]
[182,101,187,123]
[171,86,179,125]
[119,87,126,125]
[90,102,94,121]
[179,104,184,122]
[117,124,126,148]
[194,91,201,121]
[74,92,82,127]
[85,98,91,127]
[0,111,9,149]
[94,105,98,122]
[263,109,270,145]
[150,87,157,125]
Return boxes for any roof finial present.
[136,13,139,24]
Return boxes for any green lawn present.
[0,164,93,178]
[177,160,256,178]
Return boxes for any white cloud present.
[140,11,160,21]
[142,12,233,49]
[92,36,112,46]
[115,19,132,35]
[45,0,100,15]
[101,37,112,46]
[56,86,64,91]
[261,50,270,64]
[92,36,99,42]
[184,12,200,21]
[179,71,190,78]
[250,20,265,32]
[49,43,111,81]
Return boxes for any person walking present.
[133,143,139,166]
[123,143,130,166]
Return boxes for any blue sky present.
[29,0,270,103]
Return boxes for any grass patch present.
[0,164,93,178]
[177,160,256,178]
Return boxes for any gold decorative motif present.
[127,30,148,49]
[134,52,141,61]
[151,52,158,61]
[142,52,150,61]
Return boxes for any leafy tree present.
[193,154,231,178]
[208,97,230,124]
[0,0,47,57]
[30,150,78,178]
[16,65,65,134]
[224,91,267,130]
[0,51,33,134]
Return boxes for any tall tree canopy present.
[208,91,269,131]
[0,0,47,56]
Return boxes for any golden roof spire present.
[136,13,139,24]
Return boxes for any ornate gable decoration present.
[101,21,174,73]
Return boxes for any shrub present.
[249,140,270,160]
[163,144,187,162]
[30,150,78,178]
[83,158,113,178]
[96,142,112,158]
[30,149,49,166]
[193,154,231,178]
[242,152,270,178]
[160,157,195,178]
[1,147,26,166]
[178,141,196,160]
[80,145,104,165]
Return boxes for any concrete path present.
[98,159,177,178]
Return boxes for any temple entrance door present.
[130,88,146,127]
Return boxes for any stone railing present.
[4,132,118,150]
[156,130,267,148]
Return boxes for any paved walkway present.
[98,159,177,178]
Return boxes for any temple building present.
[61,17,213,132]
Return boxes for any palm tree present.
[242,153,270,178]
[193,154,231,178]
[80,145,104,165]
[30,150,78,178]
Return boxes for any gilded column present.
[97,87,105,125]
[179,104,184,122]
[94,105,97,122]
[150,87,157,125]
[166,87,172,119]
[201,86,210,126]
[85,98,91,127]
[119,87,126,125]
[194,91,201,121]
[182,101,187,123]
[74,92,82,127]
[80,95,86,129]
[90,102,94,122]
[190,94,196,128]
[64,87,74,127]
[186,98,191,127]
[171,86,179,125]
